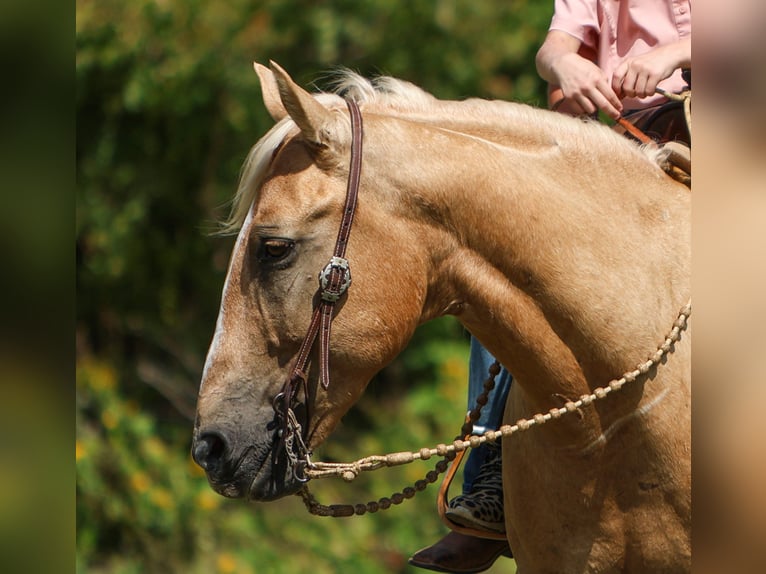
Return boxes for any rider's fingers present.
[595,81,623,119]
[574,93,597,116]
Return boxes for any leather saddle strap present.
[615,116,653,145]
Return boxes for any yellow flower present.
[196,490,220,511]
[442,357,467,381]
[75,440,86,461]
[216,553,237,574]
[144,437,165,458]
[150,488,173,509]
[101,409,118,429]
[130,472,150,493]
[80,360,116,391]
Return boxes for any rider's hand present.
[612,39,691,99]
[550,52,623,120]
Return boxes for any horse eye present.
[260,239,294,262]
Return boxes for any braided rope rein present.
[299,299,691,517]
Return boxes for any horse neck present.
[368,112,690,419]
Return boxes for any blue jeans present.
[462,337,512,494]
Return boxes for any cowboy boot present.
[408,531,512,573]
[409,445,511,572]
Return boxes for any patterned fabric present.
[446,444,505,533]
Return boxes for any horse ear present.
[269,60,339,150]
[253,62,287,122]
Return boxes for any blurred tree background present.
[76,1,552,572]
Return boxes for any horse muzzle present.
[191,422,305,502]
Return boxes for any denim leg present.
[462,337,512,493]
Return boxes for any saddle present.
[612,90,692,187]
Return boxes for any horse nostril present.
[192,431,228,472]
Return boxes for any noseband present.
[272,98,364,480]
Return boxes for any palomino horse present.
[192,62,691,573]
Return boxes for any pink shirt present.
[550,0,691,109]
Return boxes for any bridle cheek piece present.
[271,98,364,482]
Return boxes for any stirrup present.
[436,424,506,541]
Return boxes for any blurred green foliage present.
[77,1,550,572]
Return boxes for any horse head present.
[191,62,431,501]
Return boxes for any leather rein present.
[271,98,363,481]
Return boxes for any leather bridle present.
[271,98,364,481]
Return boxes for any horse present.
[192,61,691,573]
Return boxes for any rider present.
[409,1,691,572]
